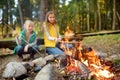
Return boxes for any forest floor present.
[0,33,120,80]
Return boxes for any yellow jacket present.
[43,23,60,47]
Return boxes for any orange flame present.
[60,26,114,79]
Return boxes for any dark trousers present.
[17,45,38,59]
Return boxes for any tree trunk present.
[6,2,9,35]
[2,6,5,38]
[94,0,97,31]
[97,1,101,31]
[86,0,90,32]
[8,0,13,29]
[18,0,24,28]
[112,0,116,30]
[40,0,48,31]
[117,12,120,22]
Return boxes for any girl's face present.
[48,13,55,24]
[25,23,34,33]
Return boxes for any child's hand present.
[12,30,18,37]
[54,38,61,42]
[57,38,61,42]
[24,45,29,52]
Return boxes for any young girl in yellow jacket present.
[43,11,64,55]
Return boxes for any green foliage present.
[0,0,120,39]
[113,59,120,65]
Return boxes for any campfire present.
[58,26,120,80]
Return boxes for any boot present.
[18,54,23,59]
[30,53,35,60]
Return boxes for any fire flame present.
[65,56,81,74]
[90,64,114,78]
[64,26,74,39]
[60,26,114,79]
[97,69,114,78]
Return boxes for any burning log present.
[66,56,90,73]
[65,56,81,74]
[59,55,90,80]
[78,61,90,75]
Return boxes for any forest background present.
[0,0,120,39]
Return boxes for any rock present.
[96,52,108,58]
[22,77,33,80]
[34,64,53,80]
[54,54,66,60]
[0,48,13,56]
[32,57,47,67]
[44,55,55,61]
[2,62,27,78]
[109,54,120,60]
[34,66,42,72]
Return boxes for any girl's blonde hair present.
[24,20,34,29]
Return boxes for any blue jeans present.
[64,43,73,49]
[46,47,64,55]
[56,42,73,49]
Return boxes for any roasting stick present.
[59,41,81,44]
[61,33,83,38]
[61,33,75,38]
[1,21,41,55]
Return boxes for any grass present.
[83,34,120,45]
[82,34,120,55]
[83,34,120,44]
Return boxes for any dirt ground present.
[0,34,120,80]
